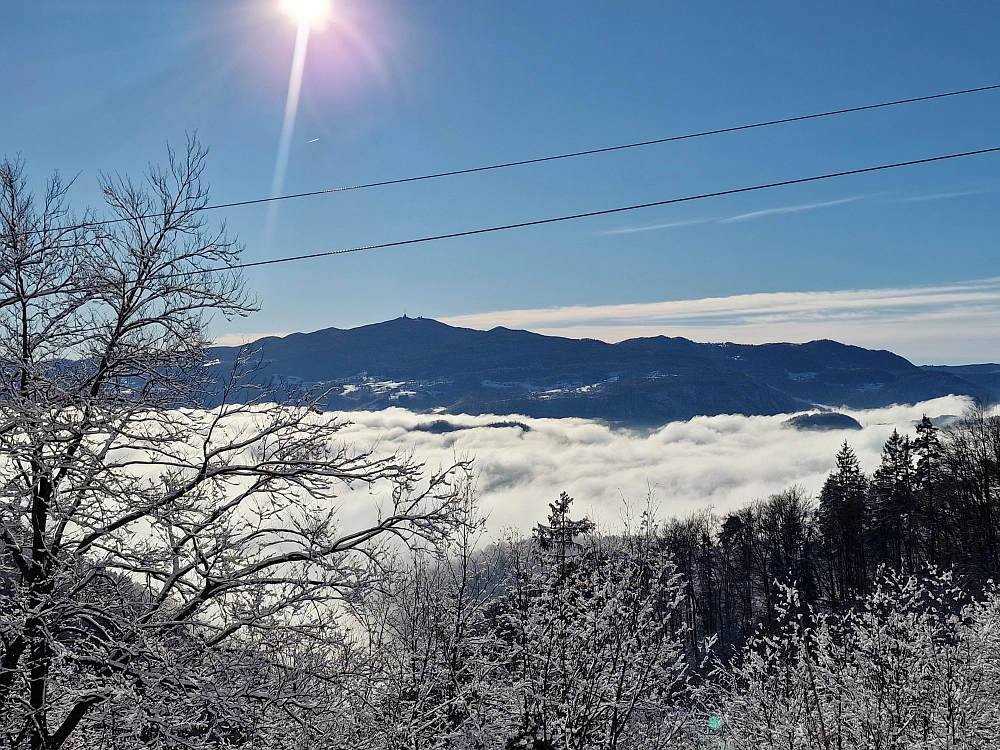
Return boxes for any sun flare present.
[284,0,328,25]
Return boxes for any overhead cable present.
[199,145,998,273]
[20,83,1000,238]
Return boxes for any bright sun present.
[284,0,328,25]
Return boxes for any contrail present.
[263,19,312,251]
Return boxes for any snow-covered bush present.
[713,569,1000,749]
[343,495,703,750]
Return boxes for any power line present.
[21,82,1000,238]
[206,145,998,273]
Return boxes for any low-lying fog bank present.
[332,396,976,531]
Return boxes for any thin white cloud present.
[895,188,993,203]
[441,277,1000,364]
[719,196,864,223]
[213,332,290,346]
[601,183,994,236]
[602,194,867,235]
[600,217,716,235]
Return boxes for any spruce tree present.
[913,415,946,564]
[870,429,916,572]
[819,442,870,603]
[533,492,595,581]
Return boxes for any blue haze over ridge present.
[207,317,999,427]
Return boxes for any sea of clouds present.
[330,395,975,534]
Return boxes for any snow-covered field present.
[331,395,975,532]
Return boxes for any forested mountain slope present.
[209,317,994,425]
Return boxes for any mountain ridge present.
[207,317,998,426]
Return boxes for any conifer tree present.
[818,443,870,603]
[533,492,595,581]
[869,429,916,572]
[913,415,946,564]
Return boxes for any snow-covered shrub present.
[713,569,1000,750]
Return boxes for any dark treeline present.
[656,406,1000,659]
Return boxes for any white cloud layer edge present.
[332,396,978,534]
[442,276,1000,364]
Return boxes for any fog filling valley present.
[329,395,975,532]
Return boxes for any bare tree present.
[341,490,510,750]
[0,141,471,750]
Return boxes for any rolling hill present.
[207,317,999,426]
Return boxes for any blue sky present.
[2,1,998,362]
